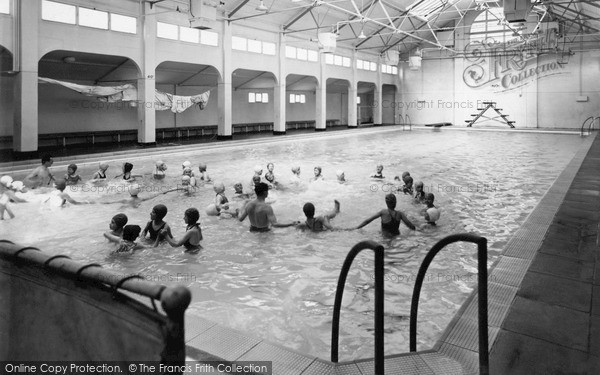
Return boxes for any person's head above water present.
[182,161,191,169]
[402,171,410,180]
[0,175,13,188]
[184,207,200,225]
[213,182,225,194]
[54,178,67,191]
[183,167,193,176]
[302,202,315,218]
[122,225,141,242]
[254,182,269,197]
[155,160,167,171]
[99,162,109,171]
[42,154,54,167]
[314,166,322,176]
[233,182,244,193]
[252,175,261,185]
[376,164,383,172]
[254,165,263,175]
[385,193,397,209]
[111,213,128,230]
[404,176,414,186]
[123,162,133,174]
[265,172,274,183]
[415,181,424,192]
[291,166,300,175]
[425,192,435,205]
[267,163,274,172]
[181,175,191,186]
[68,164,78,174]
[198,163,207,172]
[152,204,168,221]
[128,184,141,197]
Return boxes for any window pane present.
[263,42,276,55]
[357,60,363,69]
[295,94,301,102]
[42,1,76,24]
[289,94,295,103]
[334,55,342,66]
[300,94,305,104]
[370,62,377,71]
[285,46,296,59]
[232,36,247,50]
[111,13,136,34]
[297,48,307,60]
[248,93,255,103]
[357,96,361,104]
[157,22,178,40]
[325,54,334,64]
[392,66,398,75]
[180,26,199,43]
[262,93,268,103]
[342,57,350,67]
[247,39,262,53]
[255,93,262,102]
[307,50,318,62]
[0,0,10,14]
[79,8,108,29]
[200,30,219,46]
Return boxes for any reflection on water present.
[1,129,585,360]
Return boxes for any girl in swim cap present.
[92,163,109,181]
[115,162,143,181]
[103,213,129,243]
[310,166,323,182]
[142,204,172,246]
[65,164,82,185]
[198,163,211,183]
[112,225,143,254]
[161,207,203,253]
[154,160,167,180]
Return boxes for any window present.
[157,22,178,40]
[248,93,255,103]
[0,0,9,14]
[370,62,377,71]
[201,30,219,46]
[79,7,108,29]
[285,46,297,59]
[470,7,520,44]
[357,60,364,69]
[180,26,200,43]
[247,39,262,53]
[289,94,295,104]
[249,92,269,103]
[232,36,247,51]
[325,54,334,65]
[357,96,361,104]
[42,1,76,24]
[290,94,305,104]
[111,13,136,34]
[263,42,276,55]
[342,57,351,67]
[392,66,398,75]
[334,55,343,66]
[297,48,308,60]
[307,50,318,62]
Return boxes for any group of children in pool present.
[0,155,441,254]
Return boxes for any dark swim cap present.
[185,208,200,224]
[385,193,397,208]
[153,204,168,220]
[303,203,315,218]
[68,164,77,171]
[123,162,133,173]
[122,225,141,242]
[112,213,128,229]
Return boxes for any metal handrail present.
[406,114,412,129]
[409,233,489,375]
[589,116,600,134]
[332,240,385,374]
[580,116,595,136]
[398,114,404,126]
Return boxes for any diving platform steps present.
[466,101,515,128]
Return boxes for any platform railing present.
[331,240,385,374]
[409,233,489,375]
[580,115,599,136]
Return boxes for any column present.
[315,57,326,131]
[273,32,286,135]
[373,57,383,125]
[137,2,156,144]
[218,21,232,139]
[13,0,39,153]
[347,49,357,128]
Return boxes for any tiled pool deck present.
[2,126,597,374]
[179,130,599,374]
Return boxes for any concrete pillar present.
[218,22,232,139]
[315,57,326,131]
[374,58,383,125]
[13,0,39,153]
[273,32,286,135]
[138,3,156,144]
[347,50,357,128]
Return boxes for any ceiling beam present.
[229,0,250,18]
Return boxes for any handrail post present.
[331,240,385,375]
[409,233,489,374]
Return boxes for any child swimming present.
[207,182,238,217]
[198,163,211,183]
[153,160,168,180]
[115,162,142,181]
[92,163,109,181]
[49,178,91,207]
[182,168,197,187]
[310,166,324,182]
[233,182,251,200]
[141,204,172,246]
[103,213,129,243]
[0,176,27,220]
[112,225,143,254]
[422,193,441,225]
[297,200,341,232]
[64,164,82,185]
[161,207,203,253]
[355,193,415,237]
[414,181,426,203]
[371,164,385,179]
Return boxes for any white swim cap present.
[213,182,225,194]
[182,161,191,168]
[129,184,141,196]
[0,175,13,187]
[254,165,263,173]
[205,203,219,216]
[11,181,24,192]
[181,175,191,184]
[336,170,344,177]
[426,207,441,222]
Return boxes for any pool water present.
[1,128,585,361]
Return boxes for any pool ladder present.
[331,234,489,375]
[398,114,412,130]
[580,116,600,136]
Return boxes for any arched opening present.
[286,74,318,131]
[326,78,350,127]
[232,68,277,133]
[382,84,398,125]
[357,81,375,125]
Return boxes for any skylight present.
[407,0,458,20]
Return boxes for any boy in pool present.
[65,164,82,185]
[371,164,385,179]
[355,193,416,237]
[238,182,298,232]
[297,200,341,232]
[153,160,168,180]
[112,225,144,254]
[414,181,426,203]
[198,163,211,183]
[141,204,172,247]
[24,154,55,189]
[92,163,109,181]
[114,162,143,181]
[103,213,129,243]
[50,178,91,207]
[422,193,441,225]
[161,208,203,253]
[233,182,251,200]
[310,166,324,182]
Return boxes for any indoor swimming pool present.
[1,128,587,361]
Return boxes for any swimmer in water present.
[198,163,211,183]
[153,160,168,180]
[141,204,172,247]
[238,182,298,232]
[64,164,82,185]
[403,176,414,195]
[355,193,415,237]
[251,165,263,187]
[414,181,426,203]
[213,182,237,217]
[290,166,301,183]
[371,164,385,179]
[100,184,162,207]
[49,178,91,207]
[24,154,55,189]
[103,213,129,243]
[233,182,251,200]
[336,170,346,183]
[114,162,143,181]
[112,225,144,254]
[0,176,27,220]
[297,200,341,232]
[161,208,203,253]
[92,163,109,181]
[422,193,441,226]
[310,166,324,182]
